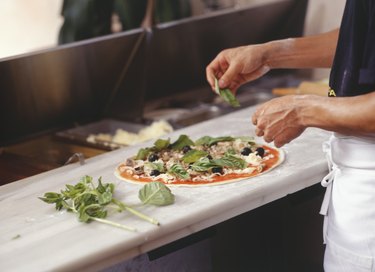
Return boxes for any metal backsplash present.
[0,29,147,145]
[0,0,307,146]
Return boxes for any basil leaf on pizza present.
[195,136,234,146]
[170,134,195,150]
[154,138,171,151]
[115,135,284,186]
[168,163,190,180]
[182,150,209,163]
[212,154,247,169]
[190,157,218,172]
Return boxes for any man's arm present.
[206,29,339,92]
[265,29,339,69]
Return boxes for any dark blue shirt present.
[329,0,375,96]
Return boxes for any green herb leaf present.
[195,135,234,146]
[39,192,66,211]
[154,138,171,151]
[181,150,208,163]
[98,191,113,205]
[214,77,240,107]
[139,182,175,206]
[225,148,236,155]
[190,157,218,172]
[145,162,165,173]
[220,89,240,107]
[168,163,190,180]
[135,148,152,160]
[39,176,163,231]
[212,154,247,169]
[170,135,195,150]
[236,136,255,144]
[39,192,63,204]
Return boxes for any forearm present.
[263,29,339,69]
[300,92,375,136]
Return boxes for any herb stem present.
[90,217,137,232]
[112,199,160,226]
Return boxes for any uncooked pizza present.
[115,134,284,186]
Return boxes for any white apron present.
[320,133,375,271]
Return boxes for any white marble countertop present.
[0,106,330,272]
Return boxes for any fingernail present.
[219,79,226,88]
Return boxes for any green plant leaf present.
[98,191,113,205]
[236,136,255,144]
[135,148,152,160]
[170,135,194,150]
[40,176,164,231]
[214,77,240,107]
[190,157,218,172]
[145,162,165,173]
[212,154,247,169]
[153,138,171,151]
[181,150,208,163]
[168,164,190,180]
[138,182,175,206]
[195,136,234,146]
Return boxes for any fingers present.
[219,63,239,89]
[255,127,264,137]
[245,65,270,82]
[206,60,220,91]
[206,53,230,91]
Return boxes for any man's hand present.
[205,30,338,94]
[206,45,271,93]
[252,95,307,147]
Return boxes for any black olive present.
[150,169,160,176]
[256,147,265,157]
[148,154,159,162]
[212,167,223,174]
[241,147,252,156]
[207,155,213,160]
[182,145,192,153]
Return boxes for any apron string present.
[320,139,338,244]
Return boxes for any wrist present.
[295,95,327,128]
[263,38,296,69]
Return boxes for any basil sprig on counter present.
[39,175,176,231]
[214,77,240,107]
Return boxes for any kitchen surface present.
[0,0,345,271]
[0,107,330,271]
